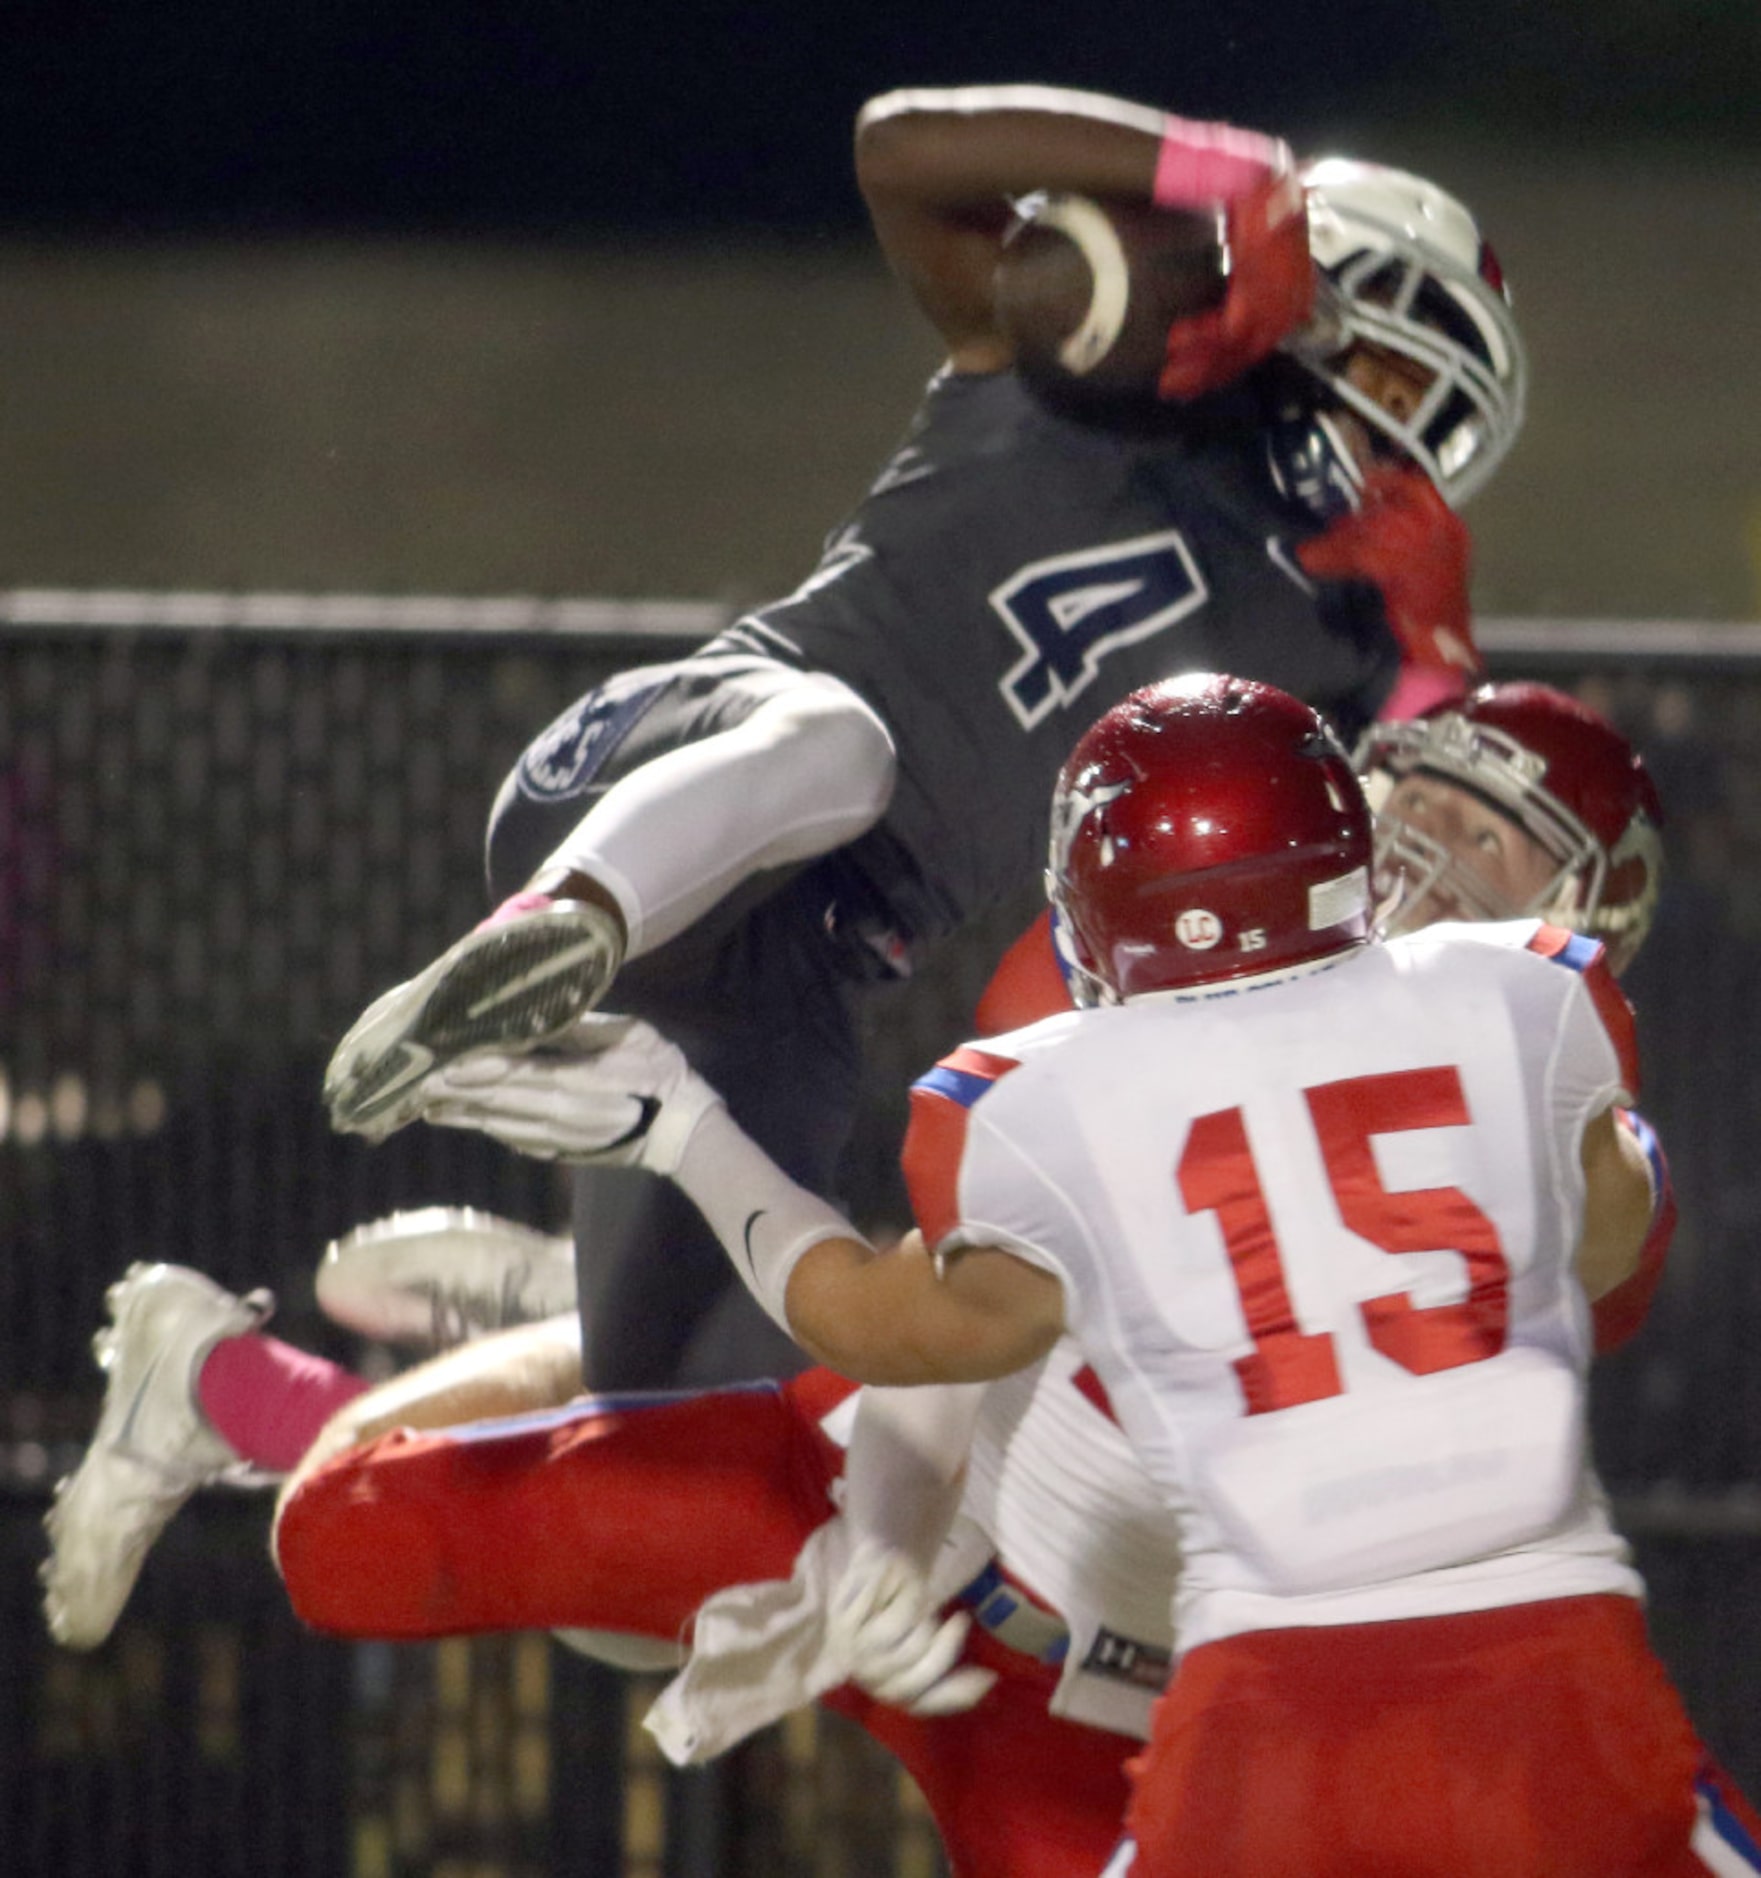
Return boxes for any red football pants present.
[1119,1595,1761,1878]
[275,1372,1135,1878]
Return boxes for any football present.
[994,192,1225,417]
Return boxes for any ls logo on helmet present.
[1175,909,1223,950]
[1049,772,1131,878]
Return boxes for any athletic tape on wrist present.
[1152,115,1290,209]
[671,1104,864,1333]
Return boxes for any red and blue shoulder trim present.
[902,1045,1021,1248]
[1525,923,1640,1099]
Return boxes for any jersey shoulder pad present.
[910,1041,1026,1112]
[1522,922,1639,1098]
[904,1042,1023,1250]
[1392,918,1639,1097]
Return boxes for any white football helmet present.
[1292,157,1527,508]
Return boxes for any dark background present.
[2,4,1758,618]
[4,12,1761,1874]
[1,2,1756,237]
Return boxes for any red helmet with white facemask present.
[1047,674,1373,1002]
[1356,682,1665,974]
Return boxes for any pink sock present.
[476,888,554,931]
[196,1333,371,1475]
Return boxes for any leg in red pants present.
[832,1628,1135,1878]
[1120,1596,1761,1878]
[277,1368,1142,1878]
[276,1375,848,1642]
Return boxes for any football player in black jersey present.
[319,83,1527,1391]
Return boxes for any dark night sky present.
[0,3,1755,236]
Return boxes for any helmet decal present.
[1175,909,1224,950]
[1048,675,1373,1000]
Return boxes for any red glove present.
[1158,170,1314,402]
[1295,464,1482,710]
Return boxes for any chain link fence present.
[3,599,1758,1874]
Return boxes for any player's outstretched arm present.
[843,1362,985,1580]
[820,1368,1000,1716]
[854,84,1306,390]
[781,1233,1063,1385]
[412,1015,1064,1381]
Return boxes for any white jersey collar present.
[1124,943,1370,1008]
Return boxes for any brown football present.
[994,192,1225,415]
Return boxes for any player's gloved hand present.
[827,1544,997,1719]
[1158,169,1314,402]
[1295,462,1483,704]
[416,1014,722,1176]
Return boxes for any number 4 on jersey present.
[992,531,1208,730]
[1178,1066,1509,1415]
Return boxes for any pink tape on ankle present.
[1152,119,1287,208]
[197,1333,370,1474]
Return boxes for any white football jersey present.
[914,920,1645,1652]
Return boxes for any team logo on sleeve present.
[517,678,667,802]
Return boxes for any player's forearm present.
[856,86,1165,212]
[1591,1111,1673,1353]
[667,1099,872,1337]
[856,85,1286,211]
[843,1379,986,1576]
[1574,1105,1656,1301]
[664,1100,1059,1382]
[784,1236,1065,1385]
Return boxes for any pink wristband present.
[1151,116,1290,208]
[1379,665,1470,723]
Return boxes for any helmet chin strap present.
[1281,273,1354,367]
[1265,405,1367,521]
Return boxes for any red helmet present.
[1048,675,1373,1002]
[1356,682,1664,973]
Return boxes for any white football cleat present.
[316,1206,578,1350]
[323,897,623,1141]
[42,1263,274,1652]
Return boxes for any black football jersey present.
[715,367,1398,965]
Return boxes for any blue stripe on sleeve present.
[1696,1768,1761,1866]
[913,1064,996,1110]
[1545,930,1602,974]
